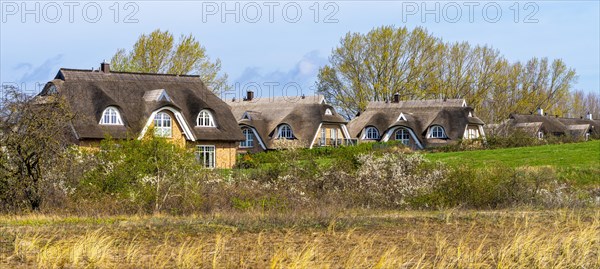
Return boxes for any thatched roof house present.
[226,93,351,151]
[347,97,485,149]
[37,63,244,168]
[490,108,600,140]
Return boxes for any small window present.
[319,128,327,146]
[467,128,479,139]
[196,145,216,168]
[242,112,251,120]
[197,110,216,127]
[429,126,445,138]
[395,128,410,145]
[100,107,123,125]
[154,112,172,138]
[585,132,590,141]
[325,108,333,115]
[537,131,544,139]
[278,124,294,139]
[364,127,380,140]
[47,84,58,95]
[240,128,254,148]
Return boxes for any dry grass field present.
[0,209,598,268]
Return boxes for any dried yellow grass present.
[1,210,598,268]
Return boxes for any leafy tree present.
[111,29,229,93]
[0,86,74,211]
[81,136,203,213]
[317,25,579,123]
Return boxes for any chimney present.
[586,112,593,120]
[100,61,110,73]
[393,93,400,103]
[537,107,544,116]
[245,91,254,101]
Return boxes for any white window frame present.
[242,112,252,120]
[196,145,216,168]
[196,110,216,127]
[396,113,407,121]
[395,128,410,145]
[537,131,544,139]
[429,125,446,138]
[325,108,333,115]
[154,112,172,138]
[99,107,123,125]
[240,128,254,148]
[278,124,294,139]
[364,126,380,140]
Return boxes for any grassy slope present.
[425,140,600,168]
[425,140,600,186]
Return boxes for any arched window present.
[429,125,445,138]
[364,127,379,140]
[395,128,410,145]
[99,107,123,125]
[325,108,333,115]
[154,112,172,138]
[240,128,254,148]
[537,131,544,140]
[197,110,216,127]
[278,124,293,139]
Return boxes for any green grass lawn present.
[425,141,600,186]
[425,140,600,169]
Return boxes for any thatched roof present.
[226,95,347,149]
[501,114,600,137]
[40,68,244,141]
[347,99,484,147]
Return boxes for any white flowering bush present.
[347,152,446,207]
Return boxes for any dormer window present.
[325,108,333,115]
[240,128,254,148]
[395,128,410,145]
[46,84,58,95]
[429,125,446,138]
[278,124,294,139]
[397,113,407,121]
[99,107,123,125]
[154,112,172,138]
[364,126,380,140]
[197,110,216,127]
[242,112,252,120]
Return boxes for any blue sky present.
[1,1,599,98]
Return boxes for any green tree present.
[317,26,441,118]
[81,136,203,214]
[317,25,579,123]
[111,29,229,93]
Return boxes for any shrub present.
[421,164,580,209]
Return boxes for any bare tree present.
[0,86,74,211]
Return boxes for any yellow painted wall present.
[313,124,346,147]
[187,141,238,169]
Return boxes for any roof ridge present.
[60,68,201,78]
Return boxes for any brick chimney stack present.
[245,91,254,101]
[100,61,110,73]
